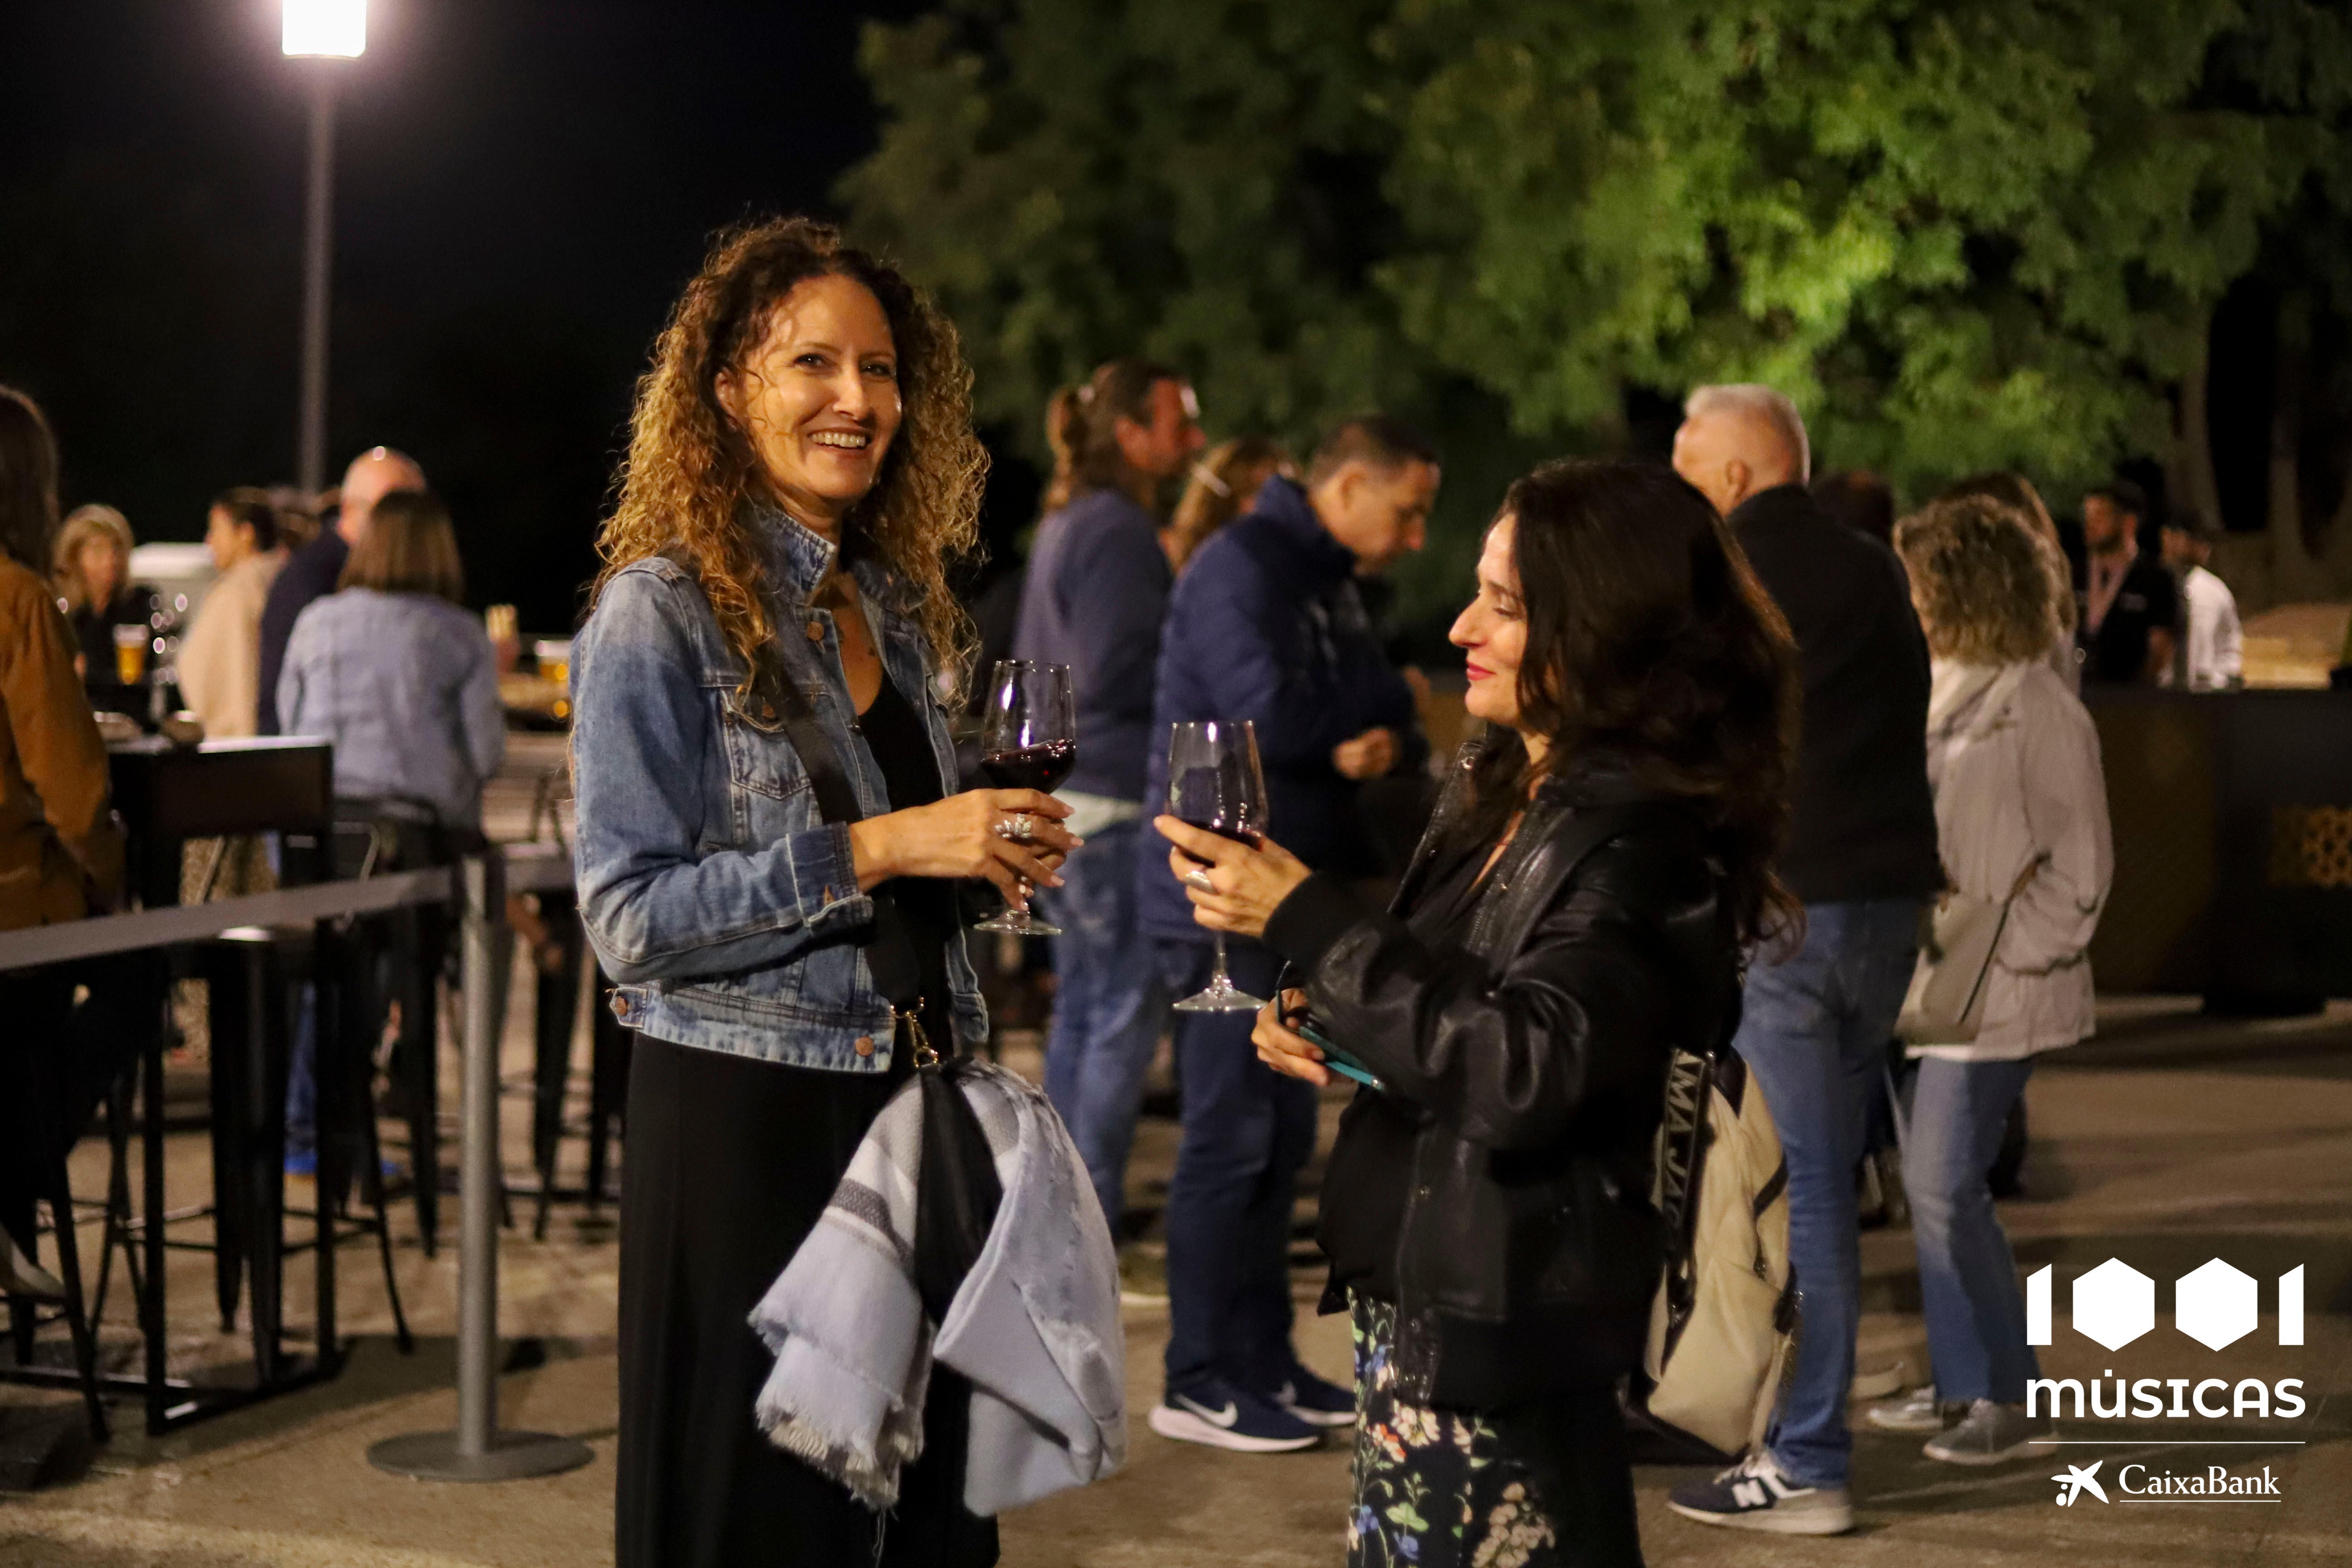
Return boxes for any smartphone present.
[1292,1014,1386,1092]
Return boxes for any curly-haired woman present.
[573,217,1076,1567]
[1158,460,1799,1568]
[1864,495,2111,1464]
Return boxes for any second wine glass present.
[1165,718,1269,1012]
[973,659,1077,937]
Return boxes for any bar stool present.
[320,796,470,1258]
[1,972,117,1446]
[520,894,631,1240]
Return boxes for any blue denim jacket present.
[571,506,987,1071]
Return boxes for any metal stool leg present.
[43,1171,108,1444]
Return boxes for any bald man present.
[255,446,425,734]
[1666,386,1939,1537]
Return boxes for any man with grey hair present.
[1667,386,1942,1535]
[256,445,425,735]
[1672,383,1811,512]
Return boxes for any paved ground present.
[3,992,2348,1566]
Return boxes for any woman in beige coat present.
[1869,494,2112,1465]
[177,489,286,738]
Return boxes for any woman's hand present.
[849,790,1078,907]
[1154,815,1311,940]
[1253,988,1331,1087]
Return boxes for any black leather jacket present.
[1264,751,1742,1408]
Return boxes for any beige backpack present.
[1635,1042,1798,1459]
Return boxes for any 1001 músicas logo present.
[2022,1256,2308,1421]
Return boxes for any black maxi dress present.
[615,674,996,1568]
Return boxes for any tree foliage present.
[846,0,2352,559]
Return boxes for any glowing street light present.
[283,1,366,496]
[283,0,366,60]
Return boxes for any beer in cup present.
[113,623,149,685]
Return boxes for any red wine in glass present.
[982,738,1078,794]
[1164,720,1269,1012]
[1175,820,1262,865]
[974,660,1077,937]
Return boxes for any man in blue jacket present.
[1141,415,1437,1451]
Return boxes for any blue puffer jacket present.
[570,505,987,1070]
[1138,476,1425,943]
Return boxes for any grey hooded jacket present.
[749,1061,1125,1515]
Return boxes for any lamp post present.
[282,0,366,498]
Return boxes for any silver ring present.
[995,811,1036,842]
[1183,867,1215,893]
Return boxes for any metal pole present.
[368,850,593,1481]
[297,68,335,498]
[456,852,501,1456]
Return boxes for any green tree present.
[846,0,2352,608]
[1381,0,2349,503]
[843,0,1423,447]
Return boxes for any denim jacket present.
[571,506,987,1071]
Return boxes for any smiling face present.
[1450,515,1529,734]
[717,274,903,534]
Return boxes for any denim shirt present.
[277,588,506,828]
[571,505,987,1071]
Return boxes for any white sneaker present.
[1849,1359,1907,1401]
[1868,1384,1962,1434]
[1923,1398,2048,1465]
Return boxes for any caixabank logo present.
[2049,1458,2284,1505]
[2025,1256,2305,1508]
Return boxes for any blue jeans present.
[1156,938,1318,1395]
[1038,820,1170,1232]
[1733,897,1922,1490]
[1904,1057,2039,1404]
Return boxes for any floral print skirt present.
[1347,1294,1644,1568]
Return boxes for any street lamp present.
[283,0,366,498]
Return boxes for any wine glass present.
[973,659,1077,937]
[1165,719,1269,1012]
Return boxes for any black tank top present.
[856,674,958,1065]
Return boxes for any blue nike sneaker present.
[1262,1362,1357,1428]
[1148,1376,1321,1453]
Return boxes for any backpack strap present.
[657,546,930,1034]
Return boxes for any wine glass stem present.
[1211,932,1230,989]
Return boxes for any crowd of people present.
[0,204,2274,1568]
[0,385,504,1255]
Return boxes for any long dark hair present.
[1465,459,1801,950]
[1042,357,1180,513]
[0,386,61,572]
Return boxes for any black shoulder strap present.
[657,546,927,1016]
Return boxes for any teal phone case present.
[1294,1019,1386,1091]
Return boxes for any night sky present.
[4,0,957,635]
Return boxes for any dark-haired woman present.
[181,488,287,743]
[0,385,131,1303]
[1158,460,1798,1568]
[573,218,1075,1568]
[1012,359,1202,1241]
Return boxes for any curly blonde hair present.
[593,217,986,689]
[1894,495,2060,666]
